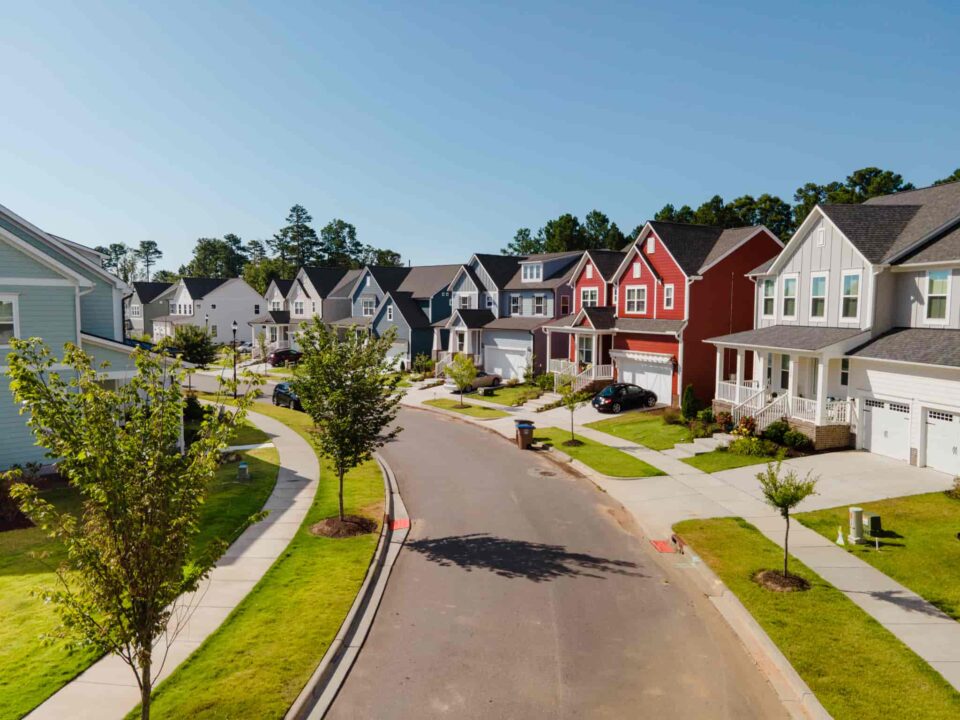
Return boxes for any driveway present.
[327,408,786,719]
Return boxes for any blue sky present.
[1,1,957,271]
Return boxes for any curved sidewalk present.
[27,407,320,720]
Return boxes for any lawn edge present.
[285,452,409,720]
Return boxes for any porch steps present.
[526,392,561,411]
[663,435,729,459]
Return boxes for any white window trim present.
[0,294,21,348]
[663,283,674,310]
[585,264,593,279]
[761,278,776,319]
[387,306,393,321]
[924,269,951,325]
[580,287,599,308]
[533,294,545,316]
[632,261,641,279]
[809,271,828,321]
[781,273,799,321]
[646,236,655,253]
[362,298,376,317]
[510,295,521,315]
[840,269,862,323]
[521,263,543,282]
[624,285,647,314]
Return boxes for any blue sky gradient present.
[1,1,957,270]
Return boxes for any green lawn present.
[0,448,279,720]
[424,398,510,419]
[535,427,664,478]
[228,419,271,446]
[681,448,775,473]
[798,492,960,621]
[674,517,960,720]
[139,405,384,719]
[475,384,541,406]
[585,411,692,451]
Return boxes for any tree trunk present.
[783,513,790,577]
[338,468,345,521]
[570,409,575,443]
[459,388,464,407]
[140,655,152,720]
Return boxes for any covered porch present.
[543,310,615,393]
[249,311,295,359]
[436,309,490,374]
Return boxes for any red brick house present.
[543,222,783,404]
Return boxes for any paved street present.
[328,408,786,719]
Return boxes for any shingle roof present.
[328,268,363,298]
[503,252,582,290]
[484,316,551,331]
[847,327,960,368]
[396,264,461,298]
[384,291,431,329]
[249,310,291,325]
[329,315,372,327]
[708,325,865,350]
[646,222,765,275]
[182,277,230,299]
[303,267,353,298]
[818,204,921,263]
[452,309,495,329]
[586,250,628,280]
[614,318,685,334]
[474,254,523,289]
[747,258,775,276]
[131,281,172,304]
[865,181,960,261]
[272,278,295,297]
[543,310,682,335]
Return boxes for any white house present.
[152,277,263,345]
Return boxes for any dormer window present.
[521,263,543,282]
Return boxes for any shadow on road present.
[406,533,645,582]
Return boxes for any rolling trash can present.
[514,419,535,450]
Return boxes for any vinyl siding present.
[0,241,63,278]
[3,284,79,349]
[0,382,50,468]
[503,290,553,318]
[574,259,607,312]
[893,267,960,330]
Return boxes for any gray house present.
[124,281,172,339]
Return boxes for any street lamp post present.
[205,313,209,330]
[231,320,238,399]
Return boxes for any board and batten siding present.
[892,268,960,331]
[756,217,871,330]
[450,270,478,309]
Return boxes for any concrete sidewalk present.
[28,407,320,720]
[401,384,960,692]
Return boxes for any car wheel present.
[612,402,622,414]
[493,377,501,386]
[646,395,657,408]
[272,396,279,406]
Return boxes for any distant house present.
[0,201,136,469]
[152,277,263,345]
[124,281,172,338]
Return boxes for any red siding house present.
[543,222,783,405]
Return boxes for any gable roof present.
[848,327,960,368]
[473,254,523,289]
[131,281,173,304]
[271,278,295,297]
[181,277,230,299]
[503,252,582,290]
[302,267,353,298]
[868,181,960,263]
[379,291,431,329]
[817,204,921,264]
[366,266,412,293]
[645,221,771,276]
[587,249,628,280]
[328,268,363,298]
[449,308,495,329]
[396,264,461,298]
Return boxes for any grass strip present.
[585,411,692,451]
[424,397,510,419]
[681,448,774,473]
[535,427,664,478]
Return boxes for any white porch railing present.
[555,363,614,394]
[755,394,791,432]
[826,399,851,424]
[792,397,818,423]
[731,387,765,427]
[548,358,576,375]
[717,380,760,403]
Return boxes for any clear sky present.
[1,0,957,271]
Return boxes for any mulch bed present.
[562,439,585,447]
[753,569,811,592]
[310,514,378,538]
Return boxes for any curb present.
[285,453,409,720]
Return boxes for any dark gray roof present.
[866,181,960,261]
[303,267,353,298]
[848,327,960,368]
[585,250,627,280]
[131,281,172,304]
[328,268,363,298]
[329,315,372,327]
[182,277,229,299]
[503,252,582,290]
[396,264,461,298]
[543,310,682,335]
[474,254,523,289]
[709,325,865,350]
[452,309,495,329]
[272,278,294,297]
[383,291,431,329]
[647,222,765,275]
[614,318,684,334]
[249,310,291,325]
[484,316,551,331]
[368,266,413,293]
[818,204,921,263]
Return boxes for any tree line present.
[504,166,960,254]
[96,204,402,293]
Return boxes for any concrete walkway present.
[28,407,320,720]
[401,384,960,692]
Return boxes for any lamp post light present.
[205,313,209,329]
[231,320,238,399]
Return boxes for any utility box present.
[238,461,250,481]
[863,512,882,536]
[848,506,864,544]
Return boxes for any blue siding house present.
[0,203,133,469]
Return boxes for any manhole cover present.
[528,467,557,478]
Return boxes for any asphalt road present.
[327,408,786,719]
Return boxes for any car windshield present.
[598,385,619,398]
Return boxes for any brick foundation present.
[710,400,852,451]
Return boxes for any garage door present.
[386,342,408,370]
[485,346,528,381]
[617,360,671,404]
[925,409,960,475]
[861,398,911,462]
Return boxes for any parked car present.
[236,341,253,354]
[267,349,302,367]
[272,382,303,411]
[444,371,502,393]
[591,383,657,414]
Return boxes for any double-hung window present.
[663,284,674,310]
[926,270,950,323]
[533,295,545,315]
[0,295,18,346]
[781,275,798,319]
[581,288,599,308]
[294,301,304,315]
[559,295,570,315]
[809,272,827,320]
[762,279,775,318]
[510,295,521,315]
[521,264,542,282]
[362,298,375,317]
[780,354,790,389]
[386,305,393,321]
[458,294,471,309]
[840,358,849,386]
[577,335,593,364]
[456,332,466,352]
[625,286,646,314]
[841,270,861,321]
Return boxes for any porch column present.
[734,348,746,404]
[545,328,552,368]
[754,351,763,386]
[715,346,723,397]
[815,358,827,425]
[787,355,799,414]
[592,333,598,378]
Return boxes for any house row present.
[708,181,960,475]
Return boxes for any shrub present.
[763,420,790,445]
[183,393,208,422]
[413,353,434,374]
[681,384,698,421]
[662,408,683,425]
[947,477,960,500]
[533,374,555,392]
[689,420,718,439]
[506,378,519,387]
[696,408,715,424]
[716,411,733,431]
[732,415,757,437]
[783,429,812,451]
[729,436,779,457]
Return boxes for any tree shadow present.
[406,533,645,583]
[859,588,952,620]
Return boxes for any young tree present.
[4,339,257,719]
[557,371,590,445]
[445,353,478,407]
[681,384,698,421]
[173,324,218,369]
[256,330,268,364]
[293,320,402,522]
[756,462,818,577]
[134,240,163,281]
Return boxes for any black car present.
[591,383,657,414]
[267,349,302,367]
[272,382,303,411]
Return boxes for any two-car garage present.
[860,396,960,475]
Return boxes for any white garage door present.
[485,346,527,381]
[862,398,911,462]
[925,409,960,475]
[386,342,408,370]
[617,360,671,404]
